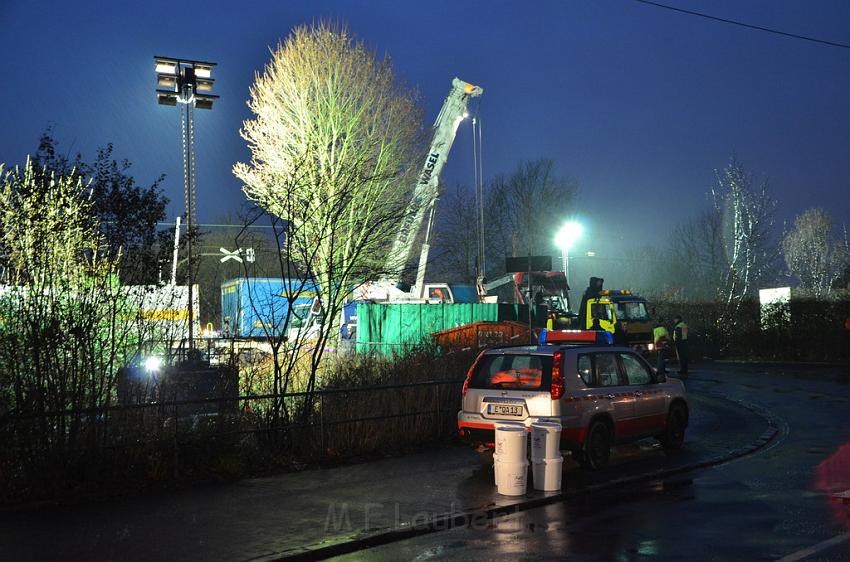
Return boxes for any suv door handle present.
[604,394,615,400]
[633,391,643,397]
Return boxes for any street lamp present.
[555,221,583,293]
[154,56,219,350]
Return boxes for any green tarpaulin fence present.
[355,303,546,354]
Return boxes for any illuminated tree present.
[669,158,777,303]
[781,208,848,297]
[712,158,778,320]
[233,22,425,390]
[0,159,134,478]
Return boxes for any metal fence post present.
[434,383,440,438]
[319,393,325,455]
[173,399,179,479]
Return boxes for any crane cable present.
[471,100,485,279]
[477,113,485,276]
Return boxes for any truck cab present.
[576,278,653,352]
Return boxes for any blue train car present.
[221,278,319,338]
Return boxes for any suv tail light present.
[463,350,486,397]
[550,350,564,400]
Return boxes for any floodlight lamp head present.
[555,221,583,250]
[155,59,177,75]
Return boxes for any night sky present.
[2,0,849,257]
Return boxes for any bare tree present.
[429,183,479,283]
[781,208,849,297]
[430,182,507,284]
[667,207,726,300]
[487,159,578,274]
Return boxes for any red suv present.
[457,330,689,470]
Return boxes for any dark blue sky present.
[2,0,849,255]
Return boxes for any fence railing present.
[0,378,464,427]
[0,376,466,495]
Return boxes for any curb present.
[713,359,850,368]
[264,391,783,561]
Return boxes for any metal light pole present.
[561,246,569,282]
[155,56,219,351]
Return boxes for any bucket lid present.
[496,426,526,434]
[531,421,562,431]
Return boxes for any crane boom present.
[382,78,483,289]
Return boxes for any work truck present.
[574,277,653,352]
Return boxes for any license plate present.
[489,404,524,417]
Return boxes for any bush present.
[0,344,474,503]
[651,296,850,362]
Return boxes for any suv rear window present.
[470,354,553,391]
[576,352,623,387]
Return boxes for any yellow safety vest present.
[674,321,688,341]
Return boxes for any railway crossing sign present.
[218,247,256,263]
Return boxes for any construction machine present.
[484,271,573,328]
[359,78,483,304]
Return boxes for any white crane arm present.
[382,78,483,289]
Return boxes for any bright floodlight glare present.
[555,221,583,250]
[155,61,177,74]
[144,356,162,373]
[194,65,212,79]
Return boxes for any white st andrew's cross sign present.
[218,247,255,263]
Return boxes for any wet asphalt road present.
[336,363,850,561]
[0,376,767,562]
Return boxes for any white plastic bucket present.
[532,456,563,491]
[495,426,527,463]
[530,421,562,461]
[496,459,529,496]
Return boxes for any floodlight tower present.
[154,56,219,350]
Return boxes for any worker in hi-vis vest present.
[672,315,689,376]
[653,319,670,375]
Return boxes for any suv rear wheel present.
[578,420,611,470]
[658,403,687,450]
